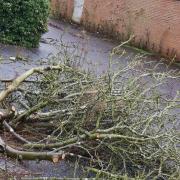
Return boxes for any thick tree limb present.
[33,104,87,118]
[0,137,64,161]
[0,65,83,103]
[11,101,49,126]
[24,132,158,149]
[3,121,30,144]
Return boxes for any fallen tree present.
[0,56,179,179]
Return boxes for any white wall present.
[72,0,84,23]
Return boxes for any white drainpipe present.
[72,0,85,23]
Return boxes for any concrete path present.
[0,19,154,79]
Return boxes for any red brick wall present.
[51,0,74,20]
[51,0,180,60]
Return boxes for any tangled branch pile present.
[0,55,179,179]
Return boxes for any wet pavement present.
[0,19,144,80]
[22,160,84,178]
[0,19,179,178]
[0,157,84,178]
[0,19,179,76]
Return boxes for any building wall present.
[50,0,180,60]
[51,0,74,20]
